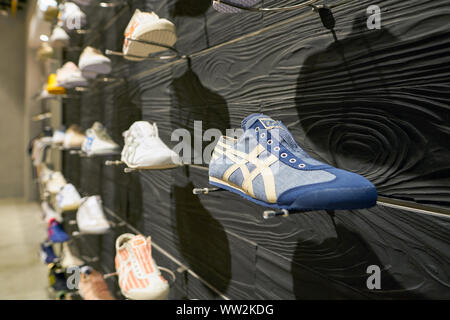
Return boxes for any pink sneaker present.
[115,233,169,300]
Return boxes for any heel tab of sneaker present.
[115,233,136,249]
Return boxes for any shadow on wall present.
[169,0,212,48]
[172,180,231,296]
[294,13,450,204]
[170,0,211,17]
[295,13,398,182]
[171,59,230,164]
[291,212,426,299]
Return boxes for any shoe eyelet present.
[281,153,288,158]
[273,146,280,152]
[267,140,273,145]
[255,127,260,132]
[289,158,297,163]
[260,133,266,138]
[298,164,306,169]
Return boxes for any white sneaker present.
[121,121,182,169]
[39,164,54,185]
[50,26,70,48]
[55,183,81,212]
[60,242,84,268]
[123,9,176,61]
[38,0,58,11]
[56,62,88,88]
[41,201,63,224]
[76,196,110,234]
[115,233,169,300]
[46,172,67,194]
[52,128,66,145]
[78,46,112,79]
[32,137,53,167]
[82,122,120,156]
[59,2,87,30]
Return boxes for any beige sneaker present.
[38,42,54,60]
[63,125,86,149]
[123,9,176,61]
[44,6,59,22]
[79,266,115,300]
[46,172,67,195]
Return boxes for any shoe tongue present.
[86,196,101,214]
[241,114,298,152]
[92,122,104,132]
[241,113,315,159]
[133,121,155,137]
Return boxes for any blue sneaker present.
[40,242,59,264]
[209,113,377,211]
[48,219,70,243]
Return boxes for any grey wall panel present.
[255,246,370,299]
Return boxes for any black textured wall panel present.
[62,0,450,299]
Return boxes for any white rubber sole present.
[124,19,177,61]
[124,161,181,170]
[80,56,112,76]
[122,286,169,300]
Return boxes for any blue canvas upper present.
[48,220,70,243]
[41,242,59,264]
[209,113,377,211]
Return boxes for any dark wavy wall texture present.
[62,0,450,299]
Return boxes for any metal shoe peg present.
[192,187,222,195]
[98,1,127,8]
[74,87,89,92]
[82,256,99,263]
[94,76,120,84]
[105,42,184,61]
[123,167,138,173]
[80,151,120,158]
[103,272,118,279]
[110,221,126,228]
[32,112,52,122]
[176,266,188,273]
[75,29,93,35]
[105,160,123,166]
[158,267,177,287]
[263,209,290,219]
[69,150,83,155]
[104,49,147,60]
